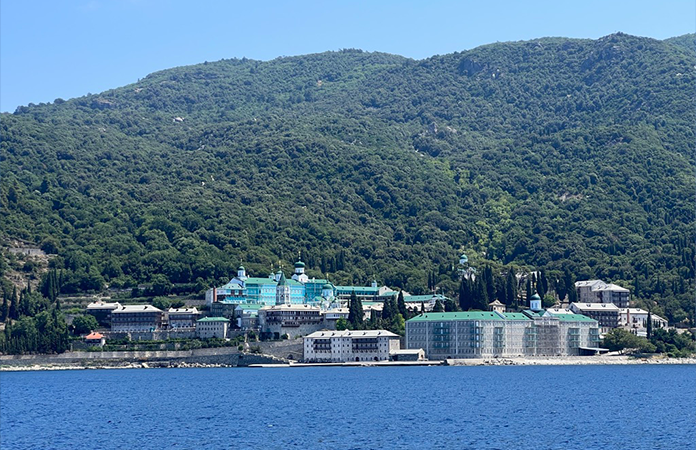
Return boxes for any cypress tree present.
[473,276,489,310]
[1,292,8,322]
[526,279,532,305]
[458,277,473,311]
[433,299,444,312]
[646,310,653,340]
[397,291,407,319]
[9,287,19,320]
[483,266,495,304]
[348,290,363,328]
[505,270,517,307]
[539,269,548,298]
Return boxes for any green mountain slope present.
[1,33,694,324]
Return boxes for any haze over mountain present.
[1,33,694,324]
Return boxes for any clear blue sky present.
[1,0,694,112]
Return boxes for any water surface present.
[1,365,694,449]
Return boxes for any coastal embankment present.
[445,354,696,366]
[0,347,285,371]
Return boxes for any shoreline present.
[2,354,695,372]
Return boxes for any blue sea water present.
[1,365,694,449]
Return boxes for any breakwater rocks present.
[445,355,696,366]
[0,348,286,371]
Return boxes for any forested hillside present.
[1,33,694,325]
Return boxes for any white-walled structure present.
[619,308,669,336]
[304,330,400,362]
[575,280,630,308]
[196,317,230,339]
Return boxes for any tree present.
[472,276,488,310]
[9,287,19,320]
[483,266,495,304]
[152,296,172,311]
[72,315,99,335]
[348,291,363,328]
[646,310,653,339]
[539,269,548,298]
[336,317,349,330]
[390,314,405,335]
[433,299,444,312]
[382,296,396,322]
[563,267,577,303]
[458,277,473,311]
[505,270,517,307]
[444,299,458,312]
[150,274,171,296]
[602,328,655,353]
[0,293,8,322]
[397,291,407,319]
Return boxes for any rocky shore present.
[3,353,696,371]
[445,354,696,366]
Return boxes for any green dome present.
[322,283,333,290]
[238,265,245,270]
[294,261,305,268]
[531,293,541,301]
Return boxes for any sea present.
[1,365,694,450]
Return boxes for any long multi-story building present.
[570,302,620,333]
[575,280,630,308]
[206,263,334,306]
[303,330,400,362]
[166,307,200,329]
[406,306,599,359]
[86,301,122,327]
[110,305,164,332]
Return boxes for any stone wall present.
[254,339,304,360]
[0,347,283,368]
[103,330,197,341]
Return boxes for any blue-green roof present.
[554,314,597,323]
[245,277,277,285]
[235,304,264,310]
[197,317,230,323]
[336,286,380,293]
[503,313,532,321]
[405,294,449,302]
[407,312,507,322]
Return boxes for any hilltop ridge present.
[1,33,694,325]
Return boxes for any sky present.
[1,0,694,112]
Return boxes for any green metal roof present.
[245,277,277,285]
[554,314,598,323]
[197,317,230,322]
[405,294,449,302]
[407,312,507,322]
[336,286,380,293]
[294,261,305,268]
[503,313,532,321]
[235,304,264,310]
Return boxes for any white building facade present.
[303,330,400,362]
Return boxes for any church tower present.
[237,265,247,282]
[276,271,291,306]
[292,260,309,283]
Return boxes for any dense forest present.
[1,33,694,328]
